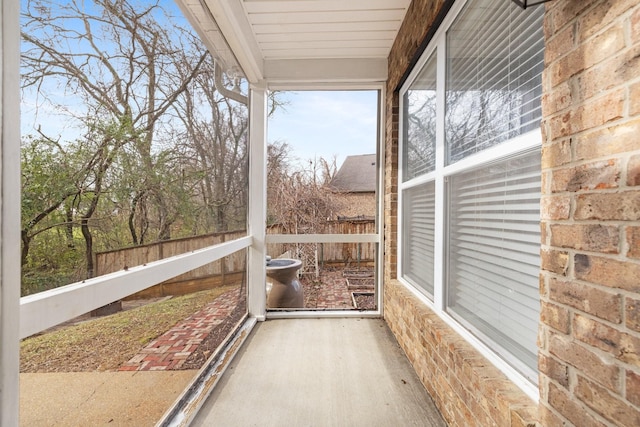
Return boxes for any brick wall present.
[385,0,640,425]
[539,1,640,425]
[333,192,376,218]
[383,1,538,426]
[386,280,539,427]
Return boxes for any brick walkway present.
[119,287,241,371]
[118,268,375,371]
[300,268,375,310]
[315,269,354,309]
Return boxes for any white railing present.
[20,236,253,339]
[265,233,379,244]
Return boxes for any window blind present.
[445,0,544,164]
[447,150,541,372]
[402,181,436,297]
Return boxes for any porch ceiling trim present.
[200,0,265,82]
[179,0,410,85]
[264,58,388,85]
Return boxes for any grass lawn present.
[20,285,237,372]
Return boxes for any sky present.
[267,91,379,169]
[20,1,380,171]
[22,90,380,171]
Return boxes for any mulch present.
[180,302,246,370]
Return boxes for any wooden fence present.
[94,219,376,297]
[266,220,376,267]
[95,230,247,297]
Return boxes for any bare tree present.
[267,144,340,234]
[171,58,249,234]
[21,0,209,275]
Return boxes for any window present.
[399,0,543,386]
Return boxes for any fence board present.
[95,231,247,287]
[95,220,376,290]
[266,220,376,266]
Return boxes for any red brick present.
[575,118,640,161]
[548,382,608,427]
[540,196,571,220]
[549,278,622,323]
[631,83,640,117]
[551,160,620,192]
[539,352,569,387]
[549,224,619,254]
[548,2,595,47]
[577,0,638,41]
[578,45,640,102]
[545,23,576,65]
[627,370,640,407]
[575,375,640,427]
[575,191,640,221]
[549,332,620,391]
[574,313,640,367]
[538,403,566,427]
[574,254,640,292]
[547,90,625,139]
[632,7,640,43]
[541,249,569,275]
[628,155,640,186]
[541,301,571,334]
[541,139,572,169]
[582,25,627,69]
[628,226,640,259]
[627,297,640,333]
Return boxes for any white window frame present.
[398,0,541,400]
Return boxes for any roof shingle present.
[329,154,376,193]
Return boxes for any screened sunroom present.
[2,0,551,426]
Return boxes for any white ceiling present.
[177,0,411,85]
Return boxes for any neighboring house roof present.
[330,154,377,193]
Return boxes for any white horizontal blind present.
[445,0,544,164]
[403,52,437,181]
[402,181,435,297]
[447,150,541,372]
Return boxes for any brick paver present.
[315,270,354,309]
[119,287,241,371]
[301,268,375,309]
[119,268,374,371]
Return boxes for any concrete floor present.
[20,371,195,426]
[191,318,446,427]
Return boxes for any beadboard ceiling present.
[177,0,411,85]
